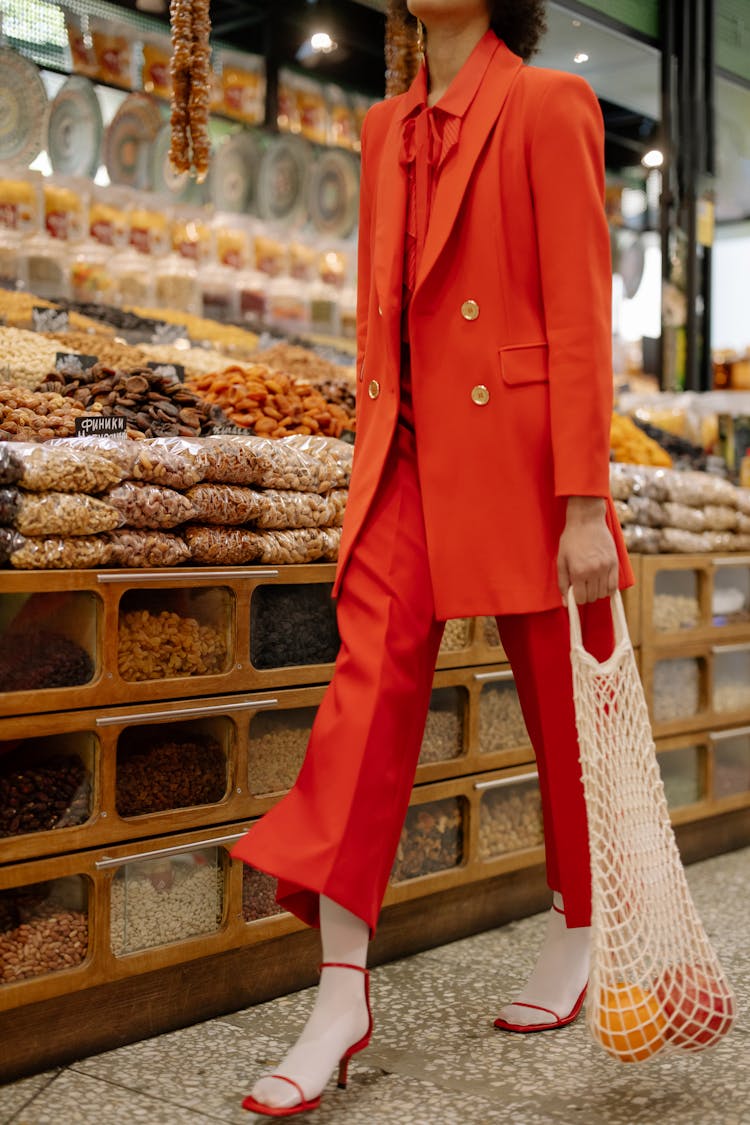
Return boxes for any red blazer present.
[334,38,633,617]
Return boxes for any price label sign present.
[74,414,128,437]
[147,361,185,383]
[339,429,355,446]
[55,352,98,373]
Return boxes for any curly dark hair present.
[388,1,547,62]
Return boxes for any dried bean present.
[478,784,543,859]
[116,738,225,816]
[391,798,464,882]
[653,594,700,632]
[713,682,750,714]
[242,867,285,922]
[479,681,529,751]
[0,907,88,983]
[653,659,700,723]
[248,710,314,795]
[0,754,90,837]
[418,691,463,765]
[0,631,94,691]
[251,585,339,669]
[110,857,222,955]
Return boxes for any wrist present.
[565,496,606,525]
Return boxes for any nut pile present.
[713,682,750,714]
[188,366,351,438]
[0,631,94,692]
[110,858,222,955]
[38,365,224,438]
[479,682,529,751]
[108,529,190,568]
[653,659,701,723]
[253,343,357,422]
[248,709,316,795]
[44,332,151,370]
[439,619,471,653]
[13,441,127,492]
[250,584,340,669]
[139,343,237,377]
[391,798,464,882]
[0,384,93,441]
[242,867,285,923]
[0,754,90,837]
[0,903,88,983]
[116,737,226,816]
[203,435,348,491]
[126,305,259,354]
[418,693,464,765]
[0,328,65,390]
[653,594,700,632]
[118,609,227,681]
[478,784,544,860]
[105,481,196,529]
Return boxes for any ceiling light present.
[310,31,336,52]
[642,149,664,168]
[574,52,589,64]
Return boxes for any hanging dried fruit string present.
[169,0,212,182]
[384,0,421,98]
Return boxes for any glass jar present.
[154,254,201,316]
[267,276,310,334]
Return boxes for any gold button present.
[471,384,490,406]
[368,379,380,400]
[461,299,480,321]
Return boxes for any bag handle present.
[567,587,629,656]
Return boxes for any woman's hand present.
[557,497,619,605]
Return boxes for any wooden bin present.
[640,553,750,647]
[641,639,750,738]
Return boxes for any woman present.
[236,0,633,1114]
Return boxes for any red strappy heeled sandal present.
[493,983,587,1033]
[241,962,372,1118]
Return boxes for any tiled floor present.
[2,847,748,1125]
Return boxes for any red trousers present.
[231,423,614,933]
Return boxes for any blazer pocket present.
[498,343,549,386]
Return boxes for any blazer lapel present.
[415,42,524,293]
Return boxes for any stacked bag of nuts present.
[0,432,351,570]
[611,463,750,553]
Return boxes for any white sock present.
[251,896,370,1109]
[496,892,590,1028]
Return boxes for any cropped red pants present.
[232,422,614,934]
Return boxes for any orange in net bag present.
[567,590,737,1063]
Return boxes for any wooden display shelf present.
[640,553,750,647]
[0,666,536,862]
[641,639,750,738]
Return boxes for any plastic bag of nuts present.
[662,470,738,508]
[703,504,739,532]
[622,524,661,553]
[662,502,707,533]
[129,437,209,489]
[278,434,353,488]
[0,445,23,484]
[107,529,190,568]
[203,435,343,493]
[255,488,347,530]
[0,487,20,524]
[185,483,264,525]
[247,527,342,564]
[184,524,258,565]
[105,481,195,529]
[12,442,128,493]
[9,534,113,570]
[14,492,123,536]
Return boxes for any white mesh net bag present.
[568,589,737,1063]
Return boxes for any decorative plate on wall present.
[308,149,360,238]
[256,134,313,226]
[47,76,103,178]
[104,92,162,189]
[150,123,203,204]
[209,131,262,214]
[0,48,48,165]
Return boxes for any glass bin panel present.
[0,592,99,693]
[390,797,465,883]
[656,746,703,809]
[0,876,89,985]
[479,678,530,753]
[115,720,231,817]
[712,566,750,626]
[439,619,471,654]
[479,777,543,860]
[0,734,94,839]
[652,658,702,723]
[111,847,224,956]
[248,706,317,796]
[713,649,750,715]
[242,866,286,923]
[481,617,502,650]
[251,584,339,670]
[418,687,466,765]
[117,587,233,683]
[713,733,750,799]
[653,570,700,632]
